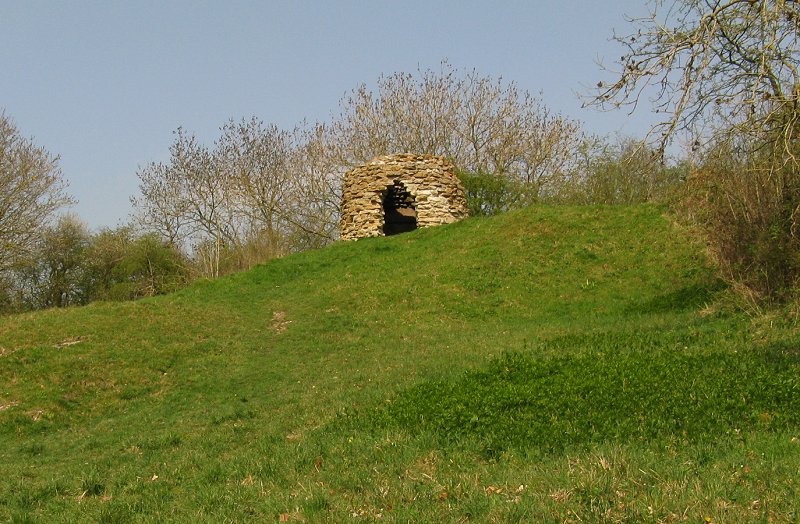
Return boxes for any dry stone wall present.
[339,153,469,240]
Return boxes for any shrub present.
[457,170,530,216]
[554,137,686,206]
[87,228,190,301]
[679,138,800,303]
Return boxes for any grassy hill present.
[2,205,799,522]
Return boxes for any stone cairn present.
[339,153,469,240]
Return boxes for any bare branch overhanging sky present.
[1,1,658,229]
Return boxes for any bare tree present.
[286,123,343,246]
[131,129,219,248]
[590,0,800,156]
[217,117,295,257]
[332,63,587,200]
[131,159,190,247]
[133,127,244,278]
[0,111,73,272]
[133,120,322,277]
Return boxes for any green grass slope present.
[1,205,799,522]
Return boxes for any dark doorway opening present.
[383,181,417,235]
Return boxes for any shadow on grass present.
[627,281,726,314]
[762,339,800,366]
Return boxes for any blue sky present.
[1,1,657,229]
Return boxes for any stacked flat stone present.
[339,153,469,240]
